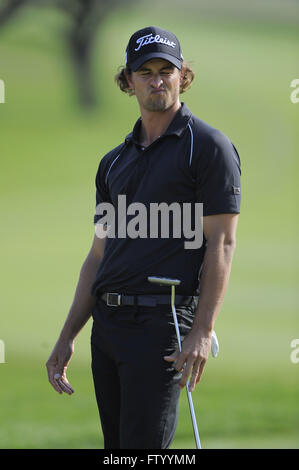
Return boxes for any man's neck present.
[139,101,181,147]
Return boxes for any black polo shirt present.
[91,103,241,297]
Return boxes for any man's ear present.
[179,65,185,93]
[179,65,186,86]
[124,69,134,92]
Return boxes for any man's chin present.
[144,97,169,112]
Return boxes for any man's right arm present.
[46,233,106,395]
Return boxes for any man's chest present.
[107,139,196,206]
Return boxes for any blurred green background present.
[0,0,298,449]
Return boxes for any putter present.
[148,276,219,450]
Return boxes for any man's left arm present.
[164,212,239,391]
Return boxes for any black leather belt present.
[100,292,196,308]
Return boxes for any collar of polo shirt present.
[125,102,192,145]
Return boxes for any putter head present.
[211,331,219,358]
[147,276,181,286]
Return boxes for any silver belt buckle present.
[106,293,121,307]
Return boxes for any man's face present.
[127,59,183,112]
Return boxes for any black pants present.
[90,297,196,449]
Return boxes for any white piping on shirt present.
[187,122,194,167]
[105,153,121,185]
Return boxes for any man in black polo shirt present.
[46,26,241,449]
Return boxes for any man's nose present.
[150,75,164,88]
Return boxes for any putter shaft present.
[171,285,201,449]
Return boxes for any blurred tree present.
[0,0,135,108]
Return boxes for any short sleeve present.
[93,158,112,225]
[195,132,241,216]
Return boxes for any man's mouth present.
[150,89,166,94]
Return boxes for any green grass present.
[0,357,297,449]
[0,0,298,449]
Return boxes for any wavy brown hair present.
[114,61,194,96]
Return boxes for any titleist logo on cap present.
[125,26,182,71]
[135,33,176,52]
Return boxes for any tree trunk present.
[0,0,28,29]
[68,30,97,108]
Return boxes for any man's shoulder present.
[100,141,126,165]
[187,110,240,170]
[189,114,232,150]
[96,141,127,177]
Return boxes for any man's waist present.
[99,292,198,308]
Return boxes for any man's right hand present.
[45,233,107,396]
[46,339,75,395]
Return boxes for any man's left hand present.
[164,329,212,392]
